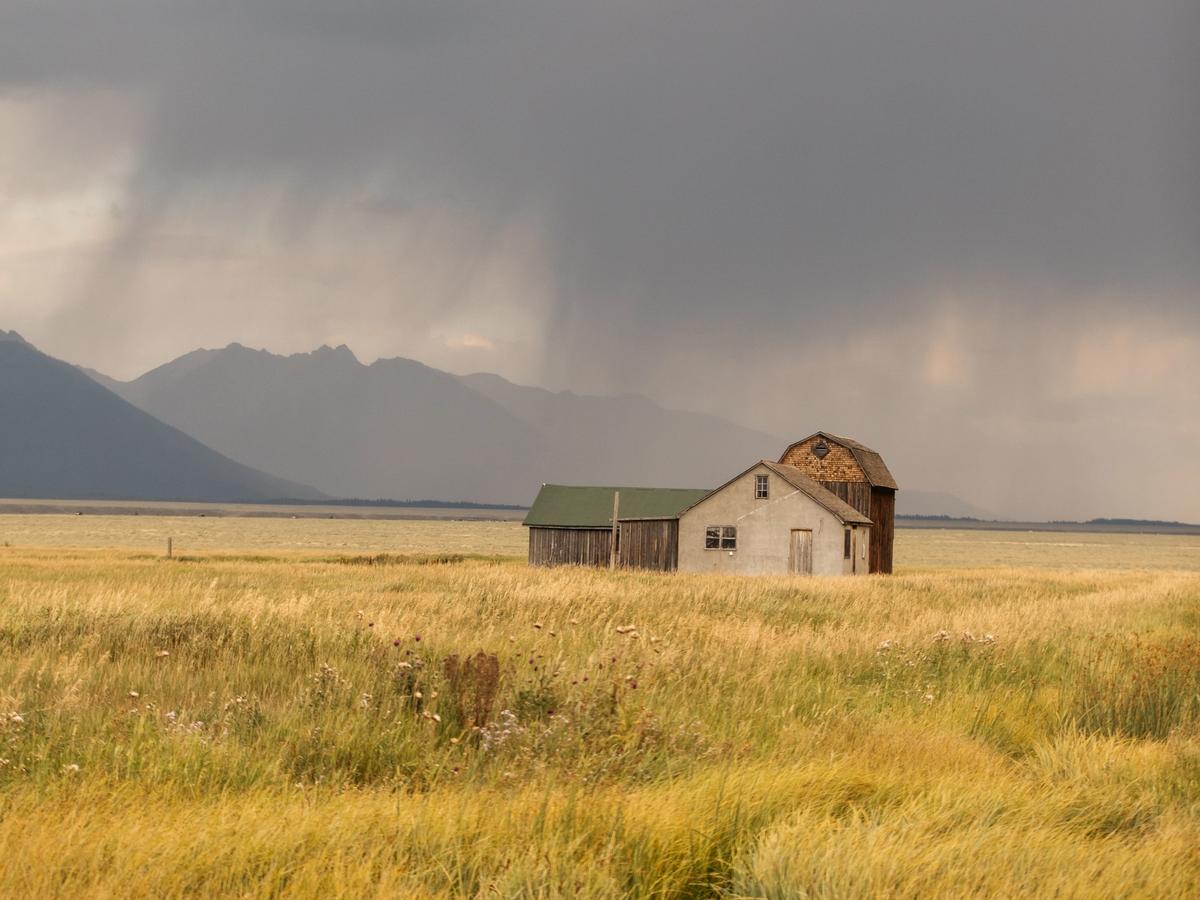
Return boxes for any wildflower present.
[8,713,23,725]
[876,639,896,653]
[569,618,579,625]
[413,691,423,700]
[0,758,9,767]
[128,691,140,699]
[923,693,935,704]
[432,713,442,723]
[414,634,421,642]
[155,650,170,658]
[393,639,401,647]
[983,634,996,644]
[961,632,976,644]
[932,630,951,643]
[63,763,81,774]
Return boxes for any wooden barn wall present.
[813,481,895,574]
[618,519,679,571]
[527,527,612,567]
[815,480,873,518]
[869,488,895,574]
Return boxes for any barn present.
[776,432,898,574]
[524,485,709,569]
[523,432,897,576]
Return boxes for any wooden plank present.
[868,488,895,574]
[616,519,680,571]
[528,527,613,567]
[790,529,813,574]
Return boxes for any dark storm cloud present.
[1,1,1197,518]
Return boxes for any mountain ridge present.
[0,339,324,502]
[96,342,786,505]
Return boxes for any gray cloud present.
[1,1,1197,519]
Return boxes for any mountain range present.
[0,332,322,502]
[6,330,989,513]
[99,342,781,504]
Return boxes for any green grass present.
[0,520,1197,896]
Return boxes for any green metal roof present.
[524,485,711,528]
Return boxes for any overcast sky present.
[1,1,1197,520]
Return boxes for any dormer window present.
[755,474,769,499]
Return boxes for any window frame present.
[844,528,852,560]
[705,525,738,550]
[754,474,769,500]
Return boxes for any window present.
[844,528,852,559]
[705,526,737,550]
[754,474,769,499]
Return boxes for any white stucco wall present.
[677,463,870,576]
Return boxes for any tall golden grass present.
[0,521,1197,897]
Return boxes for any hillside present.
[109,344,541,504]
[104,344,783,504]
[0,333,322,502]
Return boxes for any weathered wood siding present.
[869,487,895,574]
[815,480,873,518]
[618,519,679,571]
[527,527,612,567]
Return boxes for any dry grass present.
[0,517,1197,897]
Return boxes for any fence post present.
[609,491,620,570]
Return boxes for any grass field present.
[0,517,1197,897]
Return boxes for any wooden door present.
[790,529,813,575]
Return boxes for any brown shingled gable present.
[777,432,898,490]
